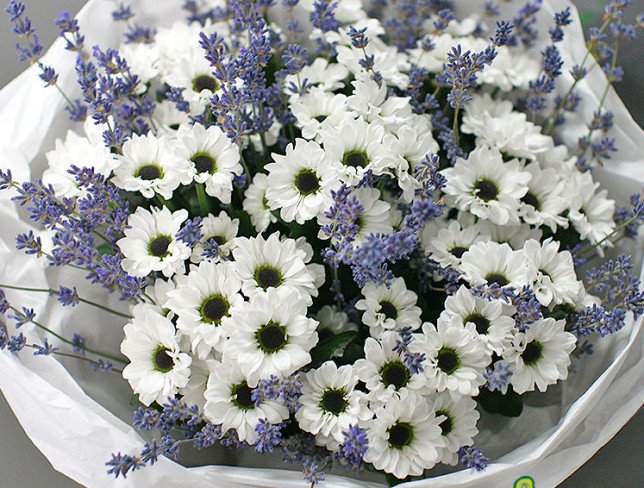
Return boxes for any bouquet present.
[0,0,642,486]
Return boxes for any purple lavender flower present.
[33,338,58,356]
[458,445,489,471]
[7,332,26,352]
[334,424,368,472]
[255,419,284,453]
[106,452,144,478]
[484,361,513,392]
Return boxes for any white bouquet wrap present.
[0,1,642,487]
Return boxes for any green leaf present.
[129,394,142,407]
[97,243,115,257]
[477,387,523,417]
[310,331,357,364]
[579,12,596,25]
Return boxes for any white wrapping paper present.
[0,1,642,487]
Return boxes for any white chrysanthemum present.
[290,89,349,140]
[112,132,192,199]
[442,145,531,225]
[165,261,244,359]
[172,123,242,203]
[567,170,615,244]
[155,20,213,72]
[461,93,513,134]
[163,51,222,113]
[320,116,395,185]
[429,392,480,466]
[117,206,191,278]
[336,38,410,89]
[518,163,568,231]
[191,211,239,263]
[317,187,393,246]
[285,58,350,94]
[265,139,337,224]
[442,285,515,355]
[355,277,422,338]
[299,0,367,25]
[346,74,413,132]
[119,41,159,94]
[203,360,289,444]
[392,123,440,202]
[355,331,427,404]
[222,288,318,384]
[314,305,359,358]
[469,112,554,161]
[475,220,543,250]
[503,318,576,394]
[412,320,489,396]
[152,100,190,134]
[478,45,540,91]
[295,361,369,449]
[459,240,531,289]
[43,130,119,198]
[141,277,177,318]
[179,357,214,411]
[422,220,489,269]
[522,239,581,307]
[243,173,277,232]
[121,306,191,406]
[410,33,486,73]
[363,392,445,479]
[535,143,578,175]
[232,232,321,302]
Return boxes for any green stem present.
[0,283,132,319]
[7,306,127,364]
[238,147,252,184]
[195,183,211,216]
[581,216,637,255]
[49,350,123,374]
[452,107,460,145]
[544,18,612,135]
[153,194,177,211]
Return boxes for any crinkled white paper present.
[0,1,642,487]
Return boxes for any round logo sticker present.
[514,476,535,488]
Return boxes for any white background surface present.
[0,1,641,487]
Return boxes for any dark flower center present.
[210,235,225,246]
[192,74,219,93]
[232,382,255,410]
[485,273,509,287]
[437,348,459,374]
[451,246,468,259]
[474,179,499,202]
[153,346,174,372]
[521,191,540,210]
[387,422,413,449]
[465,313,491,335]
[354,216,363,231]
[254,266,282,289]
[192,153,216,174]
[380,361,410,389]
[314,115,328,123]
[137,164,162,181]
[200,295,229,324]
[256,321,287,353]
[378,301,398,320]
[295,169,320,195]
[320,388,348,415]
[149,236,171,257]
[437,410,452,435]
[522,340,543,366]
[343,150,368,168]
